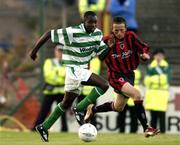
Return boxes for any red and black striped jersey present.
[103,31,149,74]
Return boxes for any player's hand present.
[30,50,37,61]
[140,53,150,61]
[107,35,115,48]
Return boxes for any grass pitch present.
[0,132,180,145]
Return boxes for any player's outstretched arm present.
[30,31,51,61]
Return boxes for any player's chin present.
[90,30,95,33]
[88,27,95,32]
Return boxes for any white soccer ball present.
[78,123,97,142]
[0,96,7,105]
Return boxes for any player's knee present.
[132,89,142,101]
[101,81,109,92]
[115,106,125,112]
[61,101,70,109]
[114,105,125,112]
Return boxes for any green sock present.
[43,103,66,130]
[76,87,105,111]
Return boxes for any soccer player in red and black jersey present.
[84,16,160,137]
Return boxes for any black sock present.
[93,102,114,113]
[134,100,149,131]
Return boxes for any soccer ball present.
[78,123,97,142]
[0,96,7,106]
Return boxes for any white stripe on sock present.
[58,104,65,112]
[95,87,103,96]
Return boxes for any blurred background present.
[0,0,180,133]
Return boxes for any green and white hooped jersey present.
[51,23,107,68]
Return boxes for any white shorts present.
[64,66,92,95]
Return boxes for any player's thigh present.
[82,73,109,91]
[114,93,128,111]
[121,82,141,100]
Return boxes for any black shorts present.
[108,71,135,94]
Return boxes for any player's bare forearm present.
[30,31,51,61]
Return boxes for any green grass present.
[0,132,180,145]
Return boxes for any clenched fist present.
[140,53,150,61]
[107,35,115,48]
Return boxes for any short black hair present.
[113,16,127,26]
[84,11,97,19]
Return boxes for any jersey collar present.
[80,23,86,32]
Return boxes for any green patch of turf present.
[0,132,180,145]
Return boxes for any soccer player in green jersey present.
[30,11,109,142]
